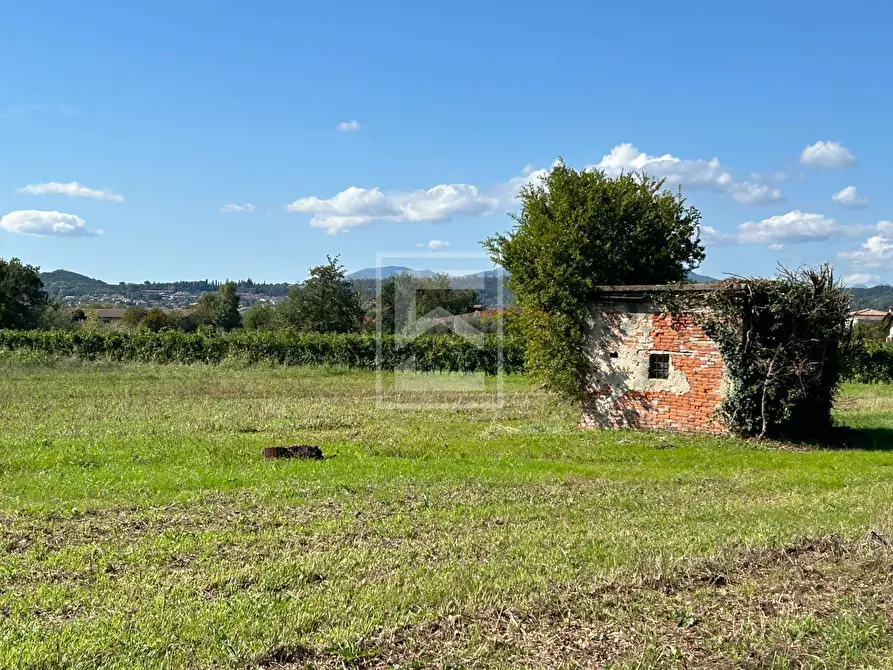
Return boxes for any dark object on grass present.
[263,445,324,460]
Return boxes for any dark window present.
[648,353,670,379]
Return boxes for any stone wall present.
[581,302,726,433]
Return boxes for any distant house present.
[93,309,128,324]
[848,308,889,325]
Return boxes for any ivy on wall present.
[687,265,857,440]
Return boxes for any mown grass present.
[2,361,893,668]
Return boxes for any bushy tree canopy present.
[483,161,705,399]
[242,303,277,331]
[0,257,49,330]
[278,257,363,334]
[196,281,242,331]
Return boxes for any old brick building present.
[581,284,726,433]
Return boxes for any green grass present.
[2,362,893,668]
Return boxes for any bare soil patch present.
[251,534,893,669]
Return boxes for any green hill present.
[849,285,893,310]
[40,270,111,297]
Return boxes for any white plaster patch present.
[588,311,691,396]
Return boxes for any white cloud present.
[737,210,839,245]
[701,226,734,246]
[591,143,783,205]
[842,272,878,286]
[876,220,893,234]
[18,181,123,202]
[800,141,856,168]
[839,235,893,269]
[336,120,362,132]
[417,239,450,249]
[289,143,789,235]
[706,210,850,248]
[287,184,501,235]
[220,203,255,213]
[832,185,868,208]
[0,210,101,237]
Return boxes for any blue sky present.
[1,0,892,285]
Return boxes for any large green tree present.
[483,161,705,399]
[0,257,49,330]
[195,281,242,331]
[278,257,363,333]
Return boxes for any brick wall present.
[581,307,726,433]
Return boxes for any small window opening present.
[609,351,619,359]
[648,353,670,379]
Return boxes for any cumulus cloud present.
[800,141,856,168]
[832,185,868,208]
[287,184,501,234]
[0,210,101,237]
[591,143,783,205]
[289,143,787,234]
[18,181,123,202]
[842,272,878,286]
[839,236,893,269]
[701,226,734,246]
[418,239,450,249]
[876,220,893,234]
[704,210,852,247]
[220,203,255,213]
[737,210,839,245]
[336,120,362,132]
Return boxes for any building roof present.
[93,309,128,319]
[848,308,889,318]
[591,283,718,301]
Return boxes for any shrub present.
[697,265,856,439]
[846,341,893,384]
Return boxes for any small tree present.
[39,303,86,331]
[121,306,148,329]
[483,161,705,399]
[141,308,169,332]
[195,281,241,331]
[0,257,49,330]
[278,257,363,333]
[214,281,242,331]
[243,303,277,331]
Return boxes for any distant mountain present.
[850,285,893,310]
[687,271,718,283]
[346,266,438,279]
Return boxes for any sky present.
[1,0,892,285]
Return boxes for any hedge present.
[847,342,893,384]
[0,330,525,374]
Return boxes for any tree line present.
[1,256,504,336]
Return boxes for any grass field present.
[3,362,893,668]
